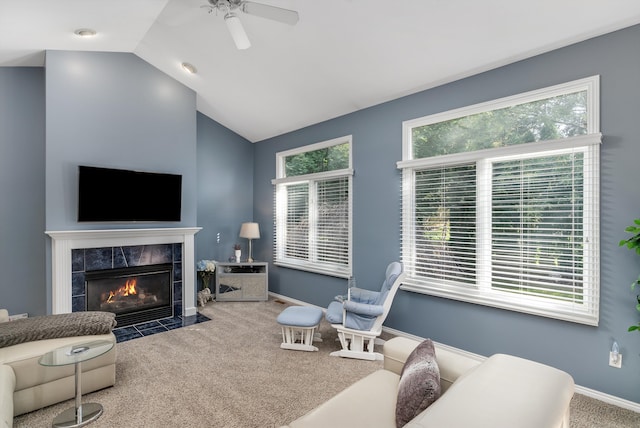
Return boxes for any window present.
[398,76,600,325]
[273,136,353,277]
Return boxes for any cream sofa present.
[0,309,116,428]
[284,336,575,428]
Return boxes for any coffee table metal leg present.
[52,362,104,428]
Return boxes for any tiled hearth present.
[111,313,210,342]
[46,228,207,342]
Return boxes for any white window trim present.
[399,77,601,326]
[402,75,600,160]
[272,135,353,278]
[275,135,354,178]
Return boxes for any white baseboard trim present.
[382,326,487,364]
[573,385,640,413]
[382,326,640,414]
[269,293,640,413]
[269,292,327,312]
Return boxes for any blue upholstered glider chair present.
[325,262,405,360]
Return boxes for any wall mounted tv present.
[78,165,182,222]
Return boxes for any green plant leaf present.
[621,219,640,333]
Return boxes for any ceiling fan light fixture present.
[224,12,251,50]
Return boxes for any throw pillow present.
[396,339,441,427]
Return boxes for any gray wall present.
[253,25,640,403]
[0,68,46,316]
[44,51,197,231]
[196,112,254,266]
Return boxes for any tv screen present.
[78,166,182,222]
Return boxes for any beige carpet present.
[13,298,640,427]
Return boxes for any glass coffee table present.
[39,340,114,428]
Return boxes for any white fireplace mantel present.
[46,227,201,316]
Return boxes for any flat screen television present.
[78,165,182,222]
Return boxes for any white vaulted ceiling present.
[1,0,640,142]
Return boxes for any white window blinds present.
[273,136,353,277]
[401,135,600,325]
[411,163,477,287]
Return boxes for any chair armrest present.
[348,287,380,304]
[333,294,347,303]
[343,301,384,317]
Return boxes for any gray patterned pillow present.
[396,339,441,427]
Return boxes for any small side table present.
[39,340,114,428]
[215,262,268,301]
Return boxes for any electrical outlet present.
[609,351,622,368]
[8,313,28,321]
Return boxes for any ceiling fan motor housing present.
[209,0,243,12]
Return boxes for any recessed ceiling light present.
[74,28,97,37]
[181,62,197,74]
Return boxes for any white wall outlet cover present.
[609,351,622,368]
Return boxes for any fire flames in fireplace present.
[100,277,161,311]
[106,278,137,303]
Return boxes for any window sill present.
[400,279,598,326]
[274,261,351,279]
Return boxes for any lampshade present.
[240,222,260,239]
[224,13,251,50]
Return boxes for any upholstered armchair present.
[325,262,405,360]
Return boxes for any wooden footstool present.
[277,306,323,352]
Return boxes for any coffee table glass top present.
[39,340,114,367]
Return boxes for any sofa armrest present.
[0,365,15,428]
[286,369,400,428]
[406,353,575,428]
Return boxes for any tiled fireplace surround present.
[70,243,182,316]
[46,228,203,340]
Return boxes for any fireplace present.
[86,263,173,327]
[46,228,201,317]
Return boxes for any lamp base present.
[247,239,254,263]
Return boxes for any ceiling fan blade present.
[240,1,299,25]
[225,13,251,50]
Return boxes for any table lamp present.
[239,222,260,262]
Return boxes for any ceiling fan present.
[198,0,299,50]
